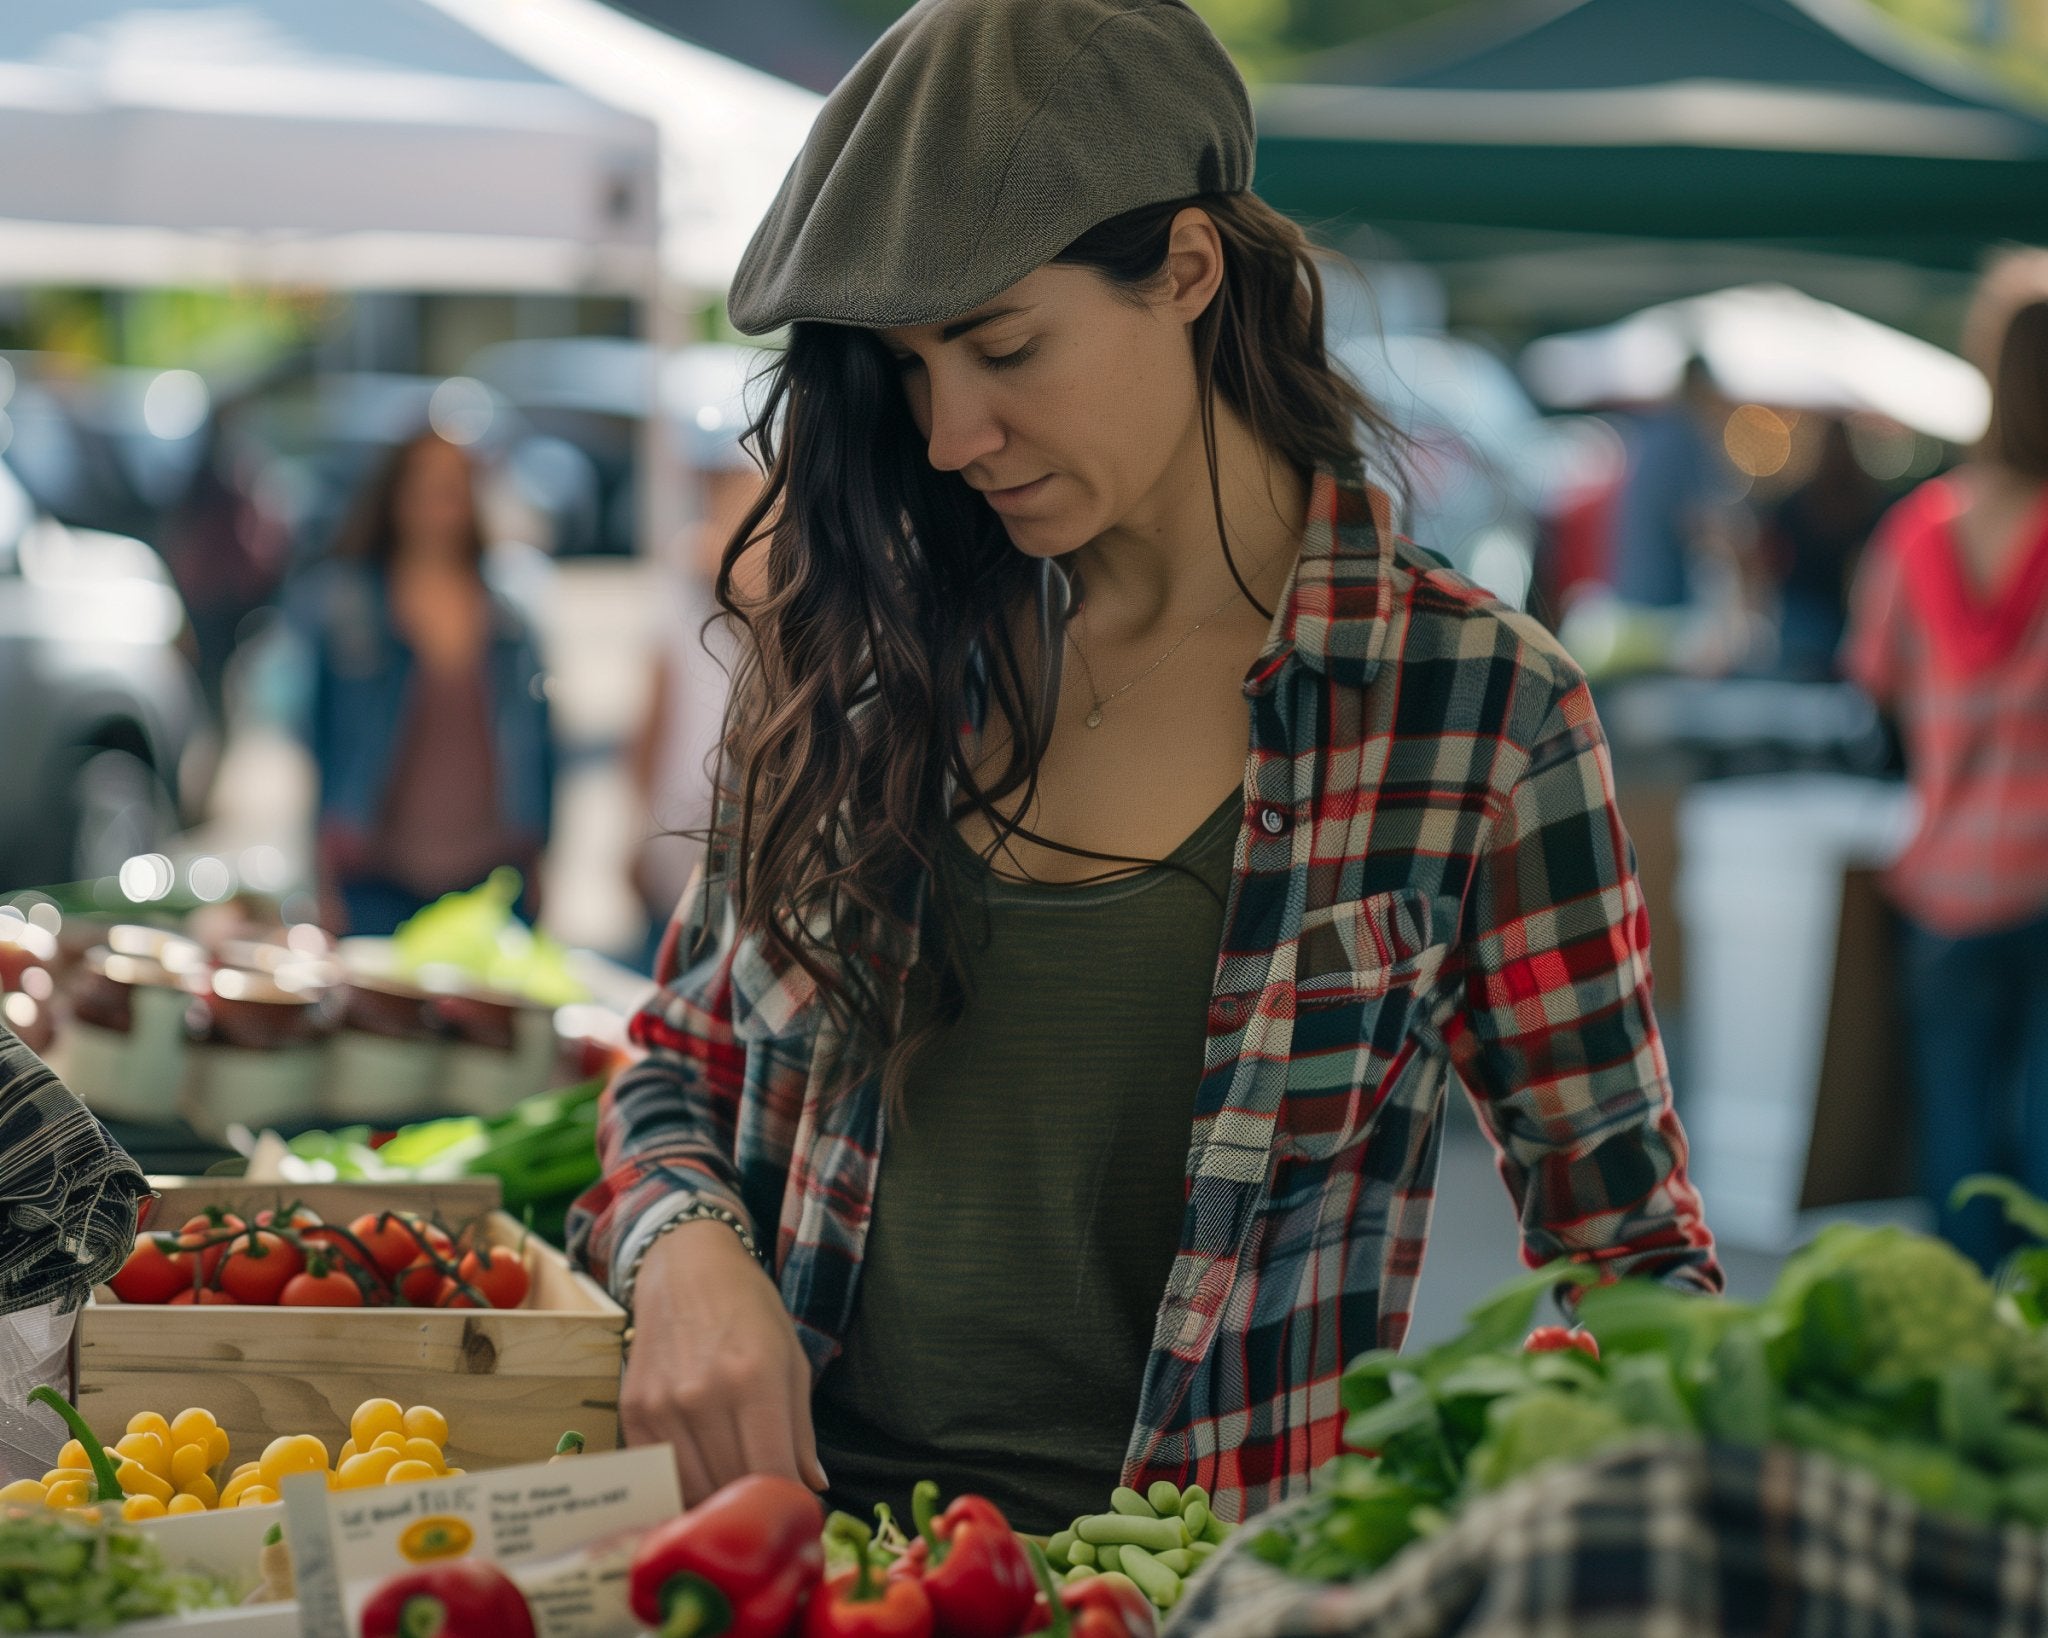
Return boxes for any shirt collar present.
[1246,465,1397,695]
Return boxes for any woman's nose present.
[921,375,1005,475]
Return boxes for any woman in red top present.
[1845,251,2048,1266]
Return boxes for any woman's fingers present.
[789,1361,828,1492]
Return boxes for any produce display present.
[1247,1191,2048,1584]
[107,1202,530,1311]
[3,1387,468,1519]
[285,1077,605,1243]
[0,1507,229,1631]
[1037,1483,1230,1615]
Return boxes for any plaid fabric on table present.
[1169,1438,2048,1638]
[568,467,1722,1523]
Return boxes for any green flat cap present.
[726,0,1254,335]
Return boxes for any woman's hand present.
[620,1217,828,1505]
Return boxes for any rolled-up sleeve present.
[1444,677,1723,1293]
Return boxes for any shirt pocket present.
[1293,888,1438,1004]
[1277,888,1445,1166]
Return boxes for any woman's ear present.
[1160,207,1226,324]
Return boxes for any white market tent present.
[427,0,824,300]
[1521,283,1991,444]
[0,0,663,294]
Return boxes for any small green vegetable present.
[1145,1482,1182,1516]
[1108,1487,1155,1519]
[1075,1514,1183,1552]
[1179,1485,1209,1511]
[1063,1566,1098,1584]
[1154,1549,1193,1575]
[1180,1499,1211,1540]
[1065,1540,1096,1568]
[1095,1545,1123,1575]
[1045,1530,1075,1567]
[1116,1544,1181,1610]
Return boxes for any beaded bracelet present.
[619,1199,760,1351]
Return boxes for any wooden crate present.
[76,1182,623,1477]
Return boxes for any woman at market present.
[295,428,554,937]
[568,0,1719,1531]
[1844,251,2048,1270]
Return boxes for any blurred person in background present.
[1764,417,1890,680]
[1845,250,2048,1269]
[295,429,554,937]
[1610,356,1748,615]
[627,346,771,972]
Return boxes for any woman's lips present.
[984,475,1052,512]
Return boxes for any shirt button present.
[1255,805,1291,837]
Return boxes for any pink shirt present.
[1845,474,2048,936]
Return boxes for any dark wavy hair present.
[707,191,1401,1103]
[333,429,487,571]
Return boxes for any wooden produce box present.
[74,1180,624,1477]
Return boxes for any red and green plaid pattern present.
[567,469,1720,1522]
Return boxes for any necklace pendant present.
[1085,706,1103,729]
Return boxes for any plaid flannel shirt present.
[567,468,1721,1523]
[1171,1438,2048,1638]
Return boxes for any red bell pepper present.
[806,1515,934,1638]
[359,1561,536,1638]
[629,1474,827,1638]
[1023,1542,1155,1638]
[1524,1325,1600,1360]
[900,1482,1036,1638]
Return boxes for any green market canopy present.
[1255,0,2048,268]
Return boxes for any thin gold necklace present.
[1067,580,1248,729]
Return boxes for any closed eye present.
[981,344,1037,371]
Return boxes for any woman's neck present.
[1067,406,1309,640]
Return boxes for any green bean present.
[1181,1499,1212,1540]
[1155,1549,1194,1575]
[1063,1566,1098,1584]
[1180,1484,1209,1511]
[1109,1487,1156,1519]
[1145,1481,1183,1516]
[1096,1545,1123,1575]
[1187,1541,1218,1562]
[1075,1514,1185,1552]
[1067,1541,1097,1568]
[1117,1545,1182,1610]
[1046,1531,1076,1568]
[1200,1513,1230,1545]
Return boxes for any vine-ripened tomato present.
[168,1288,237,1305]
[452,1246,530,1311]
[280,1266,363,1307]
[1524,1325,1600,1360]
[348,1213,454,1278]
[255,1204,322,1232]
[299,1225,383,1290]
[216,1230,305,1305]
[396,1257,444,1307]
[176,1213,245,1281]
[109,1236,195,1304]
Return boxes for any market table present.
[1170,1439,2048,1638]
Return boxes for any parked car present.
[0,454,203,890]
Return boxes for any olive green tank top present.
[811,790,1241,1534]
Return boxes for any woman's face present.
[392,436,478,564]
[877,210,1222,559]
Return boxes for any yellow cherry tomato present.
[371,1431,408,1455]
[170,1442,210,1490]
[258,1433,328,1490]
[0,1479,47,1505]
[401,1406,448,1446]
[57,1440,90,1471]
[115,1431,170,1481]
[336,1448,401,1490]
[235,1484,280,1508]
[169,1408,216,1447]
[39,1470,70,1488]
[400,1438,446,1473]
[116,1460,173,1504]
[178,1473,220,1510]
[350,1398,406,1449]
[336,1438,359,1467]
[228,1460,261,1481]
[218,1471,261,1508]
[44,1479,90,1510]
[207,1427,231,1467]
[383,1459,437,1486]
[121,1494,168,1522]
[166,1493,207,1516]
[125,1411,173,1446]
